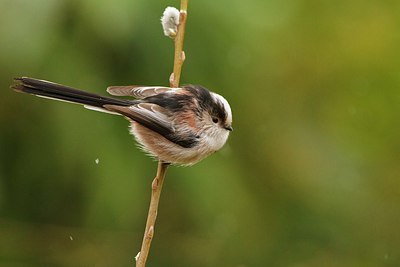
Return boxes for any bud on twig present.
[161,7,180,38]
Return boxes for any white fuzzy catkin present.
[161,6,180,38]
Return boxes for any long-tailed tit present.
[11,77,233,165]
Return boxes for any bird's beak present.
[224,125,233,131]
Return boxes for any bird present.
[11,77,233,165]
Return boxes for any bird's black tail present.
[11,77,135,108]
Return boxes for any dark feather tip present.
[10,83,24,93]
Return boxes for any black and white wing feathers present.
[104,103,198,148]
[107,85,175,99]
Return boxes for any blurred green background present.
[1,0,400,266]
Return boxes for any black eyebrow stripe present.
[213,100,227,120]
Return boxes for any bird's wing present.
[106,86,176,98]
[104,103,198,148]
[105,103,173,135]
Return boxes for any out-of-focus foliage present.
[1,0,400,266]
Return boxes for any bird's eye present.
[212,117,219,124]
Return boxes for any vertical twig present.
[136,161,169,267]
[136,1,189,266]
[171,0,188,88]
